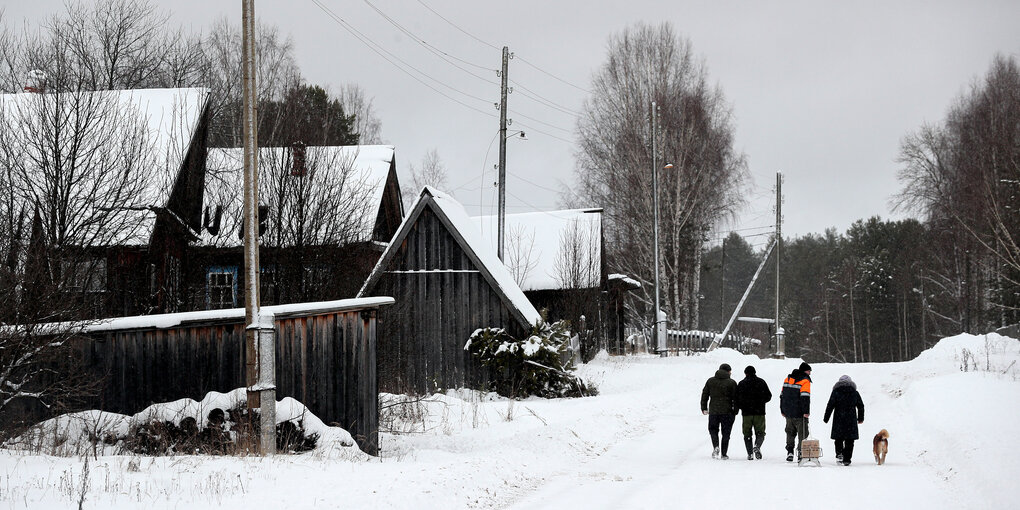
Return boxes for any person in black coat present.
[823,374,865,466]
[701,363,738,459]
[735,365,772,460]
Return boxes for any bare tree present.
[338,83,383,145]
[0,0,203,93]
[554,219,601,290]
[403,148,449,205]
[505,224,538,288]
[201,16,300,147]
[0,85,168,429]
[573,22,748,331]
[204,145,378,302]
[895,54,1020,330]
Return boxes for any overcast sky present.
[6,0,1019,244]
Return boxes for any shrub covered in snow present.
[465,320,597,399]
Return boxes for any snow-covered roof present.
[4,297,395,336]
[0,88,209,246]
[202,145,395,247]
[359,186,541,326]
[472,208,603,291]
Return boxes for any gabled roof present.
[472,208,603,291]
[358,186,541,327]
[0,88,210,246]
[201,145,398,247]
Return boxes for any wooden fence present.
[19,298,391,455]
[624,327,761,355]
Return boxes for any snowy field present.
[1,333,1018,509]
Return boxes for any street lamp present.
[653,163,673,355]
[497,130,527,261]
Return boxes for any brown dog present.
[873,429,890,465]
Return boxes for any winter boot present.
[744,437,754,460]
[786,451,794,462]
[712,447,720,459]
[754,447,762,460]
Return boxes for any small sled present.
[798,438,822,467]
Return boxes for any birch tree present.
[574,22,747,331]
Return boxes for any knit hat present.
[799,362,812,372]
[744,365,756,376]
[719,363,732,372]
[838,375,852,384]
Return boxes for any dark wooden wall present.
[365,206,525,394]
[76,307,380,454]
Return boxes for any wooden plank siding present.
[46,304,385,455]
[366,206,530,394]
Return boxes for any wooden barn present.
[358,187,541,394]
[188,145,403,310]
[5,297,391,454]
[472,208,619,360]
[0,87,211,320]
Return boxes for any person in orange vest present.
[780,362,812,462]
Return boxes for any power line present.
[311,0,496,118]
[515,55,591,94]
[415,0,501,51]
[511,80,581,117]
[415,0,592,94]
[510,109,573,134]
[719,224,776,233]
[513,173,565,194]
[361,0,499,86]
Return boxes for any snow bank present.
[6,389,368,460]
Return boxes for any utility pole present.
[651,101,664,354]
[774,171,784,358]
[241,0,275,455]
[720,237,726,328]
[497,46,509,261]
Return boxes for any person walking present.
[823,374,865,466]
[780,362,812,462]
[701,363,738,459]
[735,365,772,460]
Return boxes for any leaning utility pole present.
[241,0,275,455]
[774,171,785,358]
[497,46,509,261]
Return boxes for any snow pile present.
[5,389,367,461]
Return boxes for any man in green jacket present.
[701,363,738,459]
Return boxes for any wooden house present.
[188,145,403,310]
[358,187,541,394]
[472,209,618,360]
[0,88,211,320]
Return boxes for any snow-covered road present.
[510,398,953,509]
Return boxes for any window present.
[206,266,238,309]
[260,264,278,305]
[63,257,107,293]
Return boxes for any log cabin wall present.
[366,206,524,394]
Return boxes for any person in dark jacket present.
[735,365,772,460]
[823,374,865,466]
[701,363,738,459]
[780,362,812,462]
